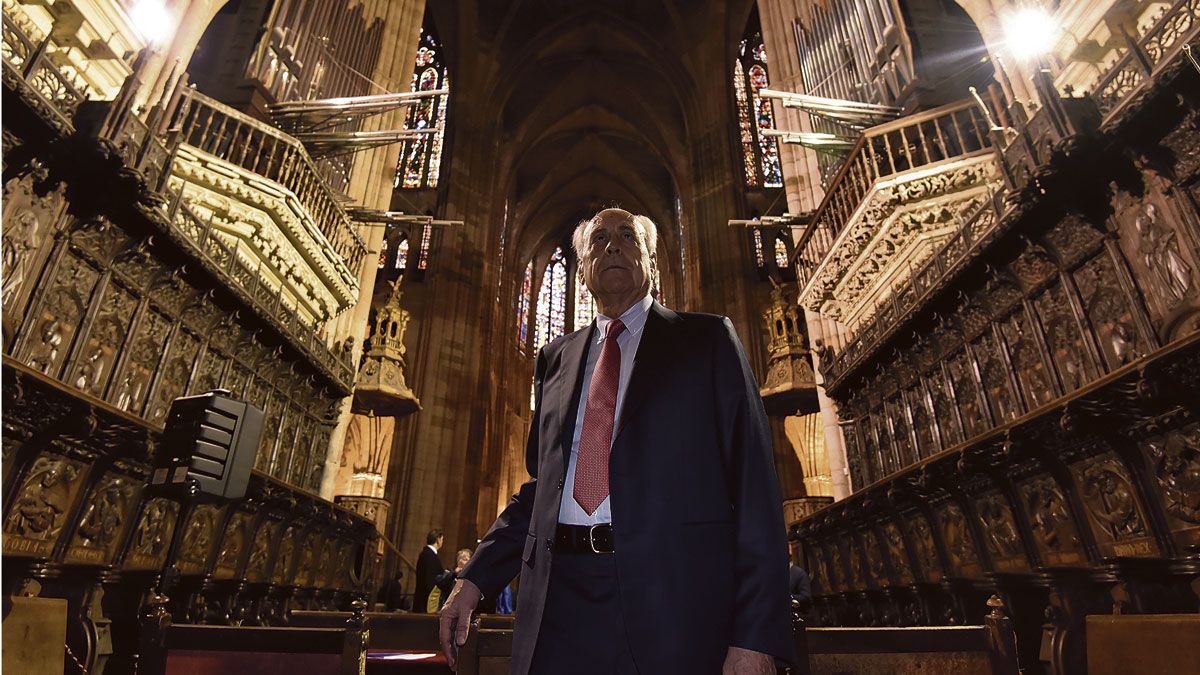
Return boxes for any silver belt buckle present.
[588,523,610,554]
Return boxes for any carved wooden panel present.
[113,308,172,415]
[271,525,300,585]
[862,528,889,587]
[123,497,181,570]
[1115,191,1200,331]
[20,250,101,379]
[904,512,944,582]
[1068,451,1159,558]
[1001,310,1056,410]
[880,521,914,584]
[192,347,229,396]
[3,453,88,557]
[67,280,138,400]
[246,518,280,583]
[178,504,225,575]
[145,328,202,425]
[907,385,937,459]
[823,541,845,592]
[886,395,915,467]
[972,332,1020,424]
[1,176,64,335]
[213,510,253,579]
[1137,422,1200,549]
[63,471,142,565]
[935,501,982,578]
[973,492,1028,572]
[928,365,962,449]
[1017,474,1085,566]
[946,349,987,439]
[1074,254,1148,372]
[1032,281,1096,392]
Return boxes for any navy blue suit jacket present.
[461,302,794,674]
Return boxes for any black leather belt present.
[555,523,615,554]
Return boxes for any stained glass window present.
[774,236,789,268]
[395,237,409,271]
[574,279,595,330]
[753,229,765,267]
[417,224,431,270]
[517,261,532,352]
[733,63,757,188]
[735,33,784,188]
[534,247,567,353]
[378,239,388,268]
[395,28,449,189]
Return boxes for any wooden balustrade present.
[167,87,368,277]
[1,9,89,128]
[792,96,1002,291]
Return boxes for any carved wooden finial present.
[986,594,1006,620]
[348,597,368,628]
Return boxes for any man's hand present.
[439,578,482,671]
[723,646,775,675]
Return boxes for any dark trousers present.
[528,552,639,674]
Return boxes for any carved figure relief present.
[1002,313,1054,409]
[928,368,962,448]
[67,472,138,564]
[125,498,180,569]
[215,512,252,576]
[882,522,913,582]
[113,310,171,414]
[70,283,138,398]
[23,250,101,376]
[907,387,936,458]
[973,333,1019,422]
[2,209,42,313]
[936,503,981,577]
[825,543,844,590]
[247,520,278,582]
[273,526,298,584]
[1019,475,1083,565]
[909,515,943,581]
[1075,255,1145,370]
[863,530,888,586]
[975,493,1026,570]
[1072,454,1156,557]
[179,505,220,572]
[1034,284,1094,391]
[947,350,986,439]
[146,330,201,424]
[4,455,83,552]
[1141,425,1200,546]
[1134,202,1195,308]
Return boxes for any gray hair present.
[571,210,659,259]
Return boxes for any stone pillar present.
[803,307,851,499]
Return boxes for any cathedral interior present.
[1,0,1198,673]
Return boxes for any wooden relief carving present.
[1010,240,1058,290]
[1,198,48,322]
[3,454,85,556]
[862,529,888,586]
[972,332,1020,423]
[805,543,826,592]
[312,535,334,587]
[214,511,253,579]
[178,504,222,574]
[246,519,279,582]
[1138,422,1200,548]
[145,328,202,425]
[1074,254,1147,371]
[112,309,171,415]
[936,502,981,577]
[928,367,962,448]
[824,542,844,591]
[1001,311,1055,409]
[1018,475,1084,565]
[1033,283,1095,391]
[272,525,298,584]
[68,219,127,265]
[1069,452,1157,558]
[65,471,140,565]
[1122,198,1199,325]
[192,348,229,396]
[257,399,282,472]
[907,514,943,581]
[68,281,138,399]
[906,386,936,459]
[886,396,915,466]
[881,522,913,583]
[1043,215,1104,267]
[946,349,987,439]
[974,493,1028,571]
[298,532,320,586]
[22,252,100,378]
[842,421,869,489]
[124,497,180,570]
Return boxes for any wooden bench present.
[289,609,514,673]
[797,595,1018,675]
[150,624,365,675]
[1087,614,1200,675]
[456,619,515,675]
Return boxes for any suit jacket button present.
[545,537,553,552]
[557,478,564,490]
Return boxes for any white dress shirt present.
[557,293,654,525]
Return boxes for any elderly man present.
[440,208,793,674]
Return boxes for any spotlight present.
[129,0,174,45]
[1002,6,1057,60]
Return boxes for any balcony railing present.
[168,87,368,278]
[1091,0,1198,124]
[791,96,1003,292]
[1,8,88,128]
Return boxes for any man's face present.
[578,209,653,303]
[436,535,444,549]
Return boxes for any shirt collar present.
[595,293,653,342]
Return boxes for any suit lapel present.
[555,326,594,466]
[614,302,679,440]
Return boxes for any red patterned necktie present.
[574,319,626,514]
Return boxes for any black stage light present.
[151,390,264,501]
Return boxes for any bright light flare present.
[129,0,174,45]
[1002,6,1057,60]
